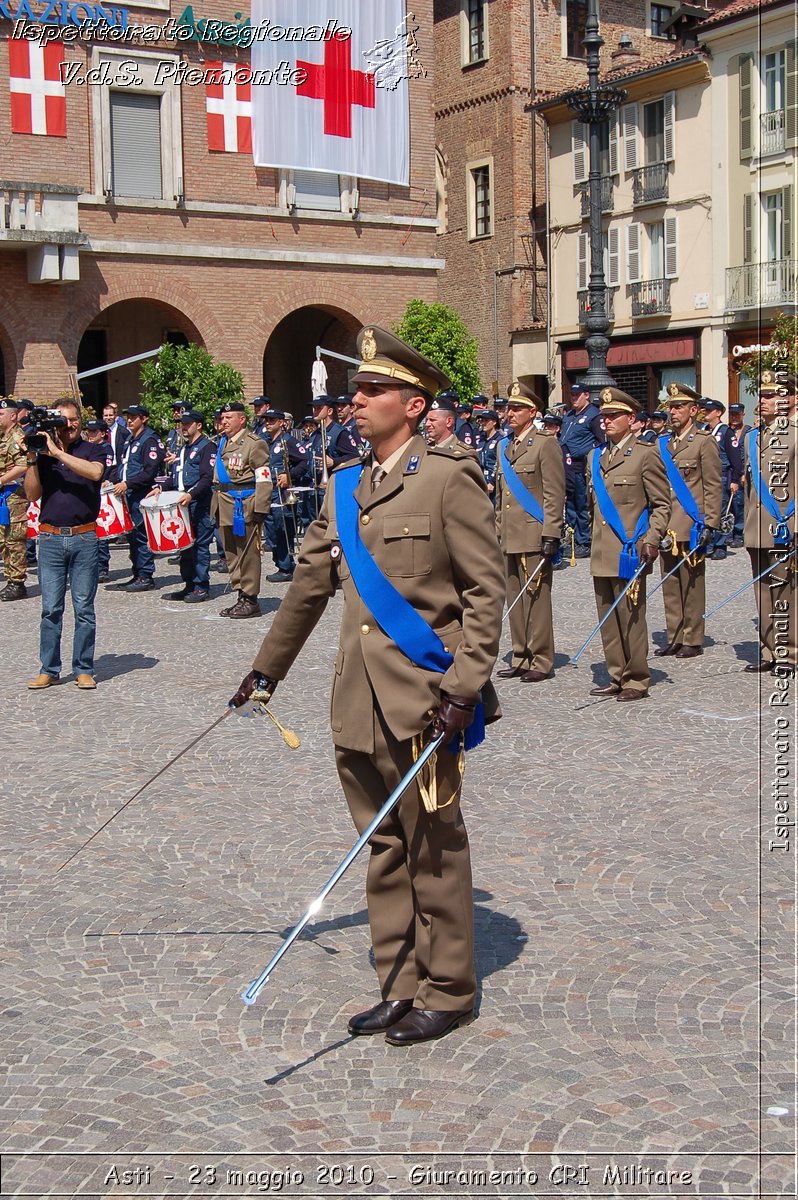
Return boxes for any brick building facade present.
[0,0,439,412]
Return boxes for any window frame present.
[647,1,676,40]
[562,0,591,60]
[467,157,493,241]
[461,0,488,67]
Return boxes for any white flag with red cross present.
[250,0,412,185]
[9,38,66,137]
[205,60,253,153]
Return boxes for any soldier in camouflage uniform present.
[0,398,30,601]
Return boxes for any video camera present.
[24,408,68,452]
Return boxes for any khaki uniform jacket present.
[588,436,671,577]
[210,428,272,527]
[434,433,478,459]
[253,435,506,754]
[495,431,565,553]
[743,416,797,548]
[0,428,28,517]
[657,427,722,543]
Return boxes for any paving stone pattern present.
[1,545,794,1197]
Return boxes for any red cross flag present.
[9,38,66,137]
[206,60,253,153]
[251,0,410,185]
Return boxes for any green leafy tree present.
[138,343,244,435]
[394,300,482,399]
[739,310,798,385]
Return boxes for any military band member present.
[0,398,29,602]
[702,398,743,560]
[258,408,310,582]
[476,408,502,500]
[494,382,565,683]
[112,405,166,592]
[312,396,360,470]
[158,410,216,603]
[743,369,797,673]
[210,401,272,618]
[231,326,505,1045]
[587,388,671,700]
[728,402,751,547]
[654,382,722,659]
[561,381,605,559]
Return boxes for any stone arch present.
[263,303,361,416]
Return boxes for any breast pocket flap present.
[383,514,431,541]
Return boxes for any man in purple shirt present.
[23,399,106,690]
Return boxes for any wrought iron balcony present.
[632,162,669,206]
[630,278,671,317]
[578,288,615,324]
[759,109,786,156]
[579,176,615,217]
[0,181,86,245]
[726,259,797,312]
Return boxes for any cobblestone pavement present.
[1,543,794,1198]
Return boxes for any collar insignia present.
[406,455,420,473]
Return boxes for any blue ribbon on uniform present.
[590,446,650,579]
[657,435,705,553]
[0,483,21,527]
[748,429,795,547]
[216,436,255,537]
[334,463,485,752]
[498,438,545,522]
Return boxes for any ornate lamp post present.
[563,0,626,400]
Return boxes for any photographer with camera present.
[23,399,106,690]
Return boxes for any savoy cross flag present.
[250,0,411,186]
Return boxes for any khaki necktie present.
[371,465,385,492]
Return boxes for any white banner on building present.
[250,0,411,185]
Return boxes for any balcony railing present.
[760,109,786,156]
[0,181,85,244]
[632,162,669,206]
[630,278,671,317]
[578,288,615,324]
[726,259,797,312]
[580,176,614,217]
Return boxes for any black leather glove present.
[696,525,714,550]
[431,692,475,742]
[229,670,277,709]
[541,536,560,559]
[640,543,659,575]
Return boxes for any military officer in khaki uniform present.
[210,401,272,618]
[654,382,722,658]
[0,398,29,602]
[231,327,505,1046]
[423,393,477,456]
[743,369,797,673]
[587,388,671,700]
[495,382,565,682]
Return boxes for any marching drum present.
[96,483,133,540]
[140,490,195,556]
[26,500,40,539]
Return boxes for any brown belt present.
[39,521,97,536]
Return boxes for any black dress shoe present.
[125,577,155,592]
[348,999,414,1036]
[183,589,210,603]
[163,588,190,601]
[385,1008,473,1046]
[589,682,620,696]
[616,688,648,701]
[520,669,553,683]
[745,659,775,673]
[675,645,702,659]
[654,642,682,657]
[497,666,526,678]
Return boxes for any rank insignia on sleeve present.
[406,455,420,473]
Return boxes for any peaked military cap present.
[598,387,641,415]
[665,381,700,406]
[124,404,150,417]
[507,381,541,410]
[351,326,451,396]
[219,401,246,414]
[0,397,18,410]
[84,418,109,432]
[428,394,458,414]
[758,368,798,396]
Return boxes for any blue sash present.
[498,438,545,522]
[749,429,796,547]
[657,435,705,553]
[216,436,255,536]
[0,482,21,527]
[334,462,485,752]
[590,447,650,579]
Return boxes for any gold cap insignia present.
[761,369,774,384]
[668,382,680,397]
[361,329,377,362]
[600,388,613,403]
[509,382,521,398]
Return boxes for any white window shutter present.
[609,112,619,175]
[743,192,755,264]
[607,226,620,286]
[738,54,753,160]
[664,215,678,278]
[626,222,641,283]
[786,42,797,150]
[572,120,588,184]
[622,103,639,171]
[663,91,675,162]
[577,231,588,290]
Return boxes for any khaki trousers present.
[0,515,27,584]
[659,547,706,648]
[335,709,476,1011]
[219,522,261,599]
[593,574,651,693]
[505,552,554,674]
[749,548,797,667]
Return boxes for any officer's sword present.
[241,730,446,1005]
[503,557,547,622]
[703,548,796,619]
[570,561,648,666]
[648,545,705,600]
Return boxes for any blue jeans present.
[263,505,296,574]
[565,466,591,547]
[127,492,155,579]
[38,530,99,678]
[179,504,214,591]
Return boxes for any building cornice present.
[435,84,532,119]
[85,238,442,271]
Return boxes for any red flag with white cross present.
[9,38,66,137]
[205,60,253,153]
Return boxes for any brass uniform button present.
[361,624,370,635]
[402,526,409,534]
[361,514,370,525]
